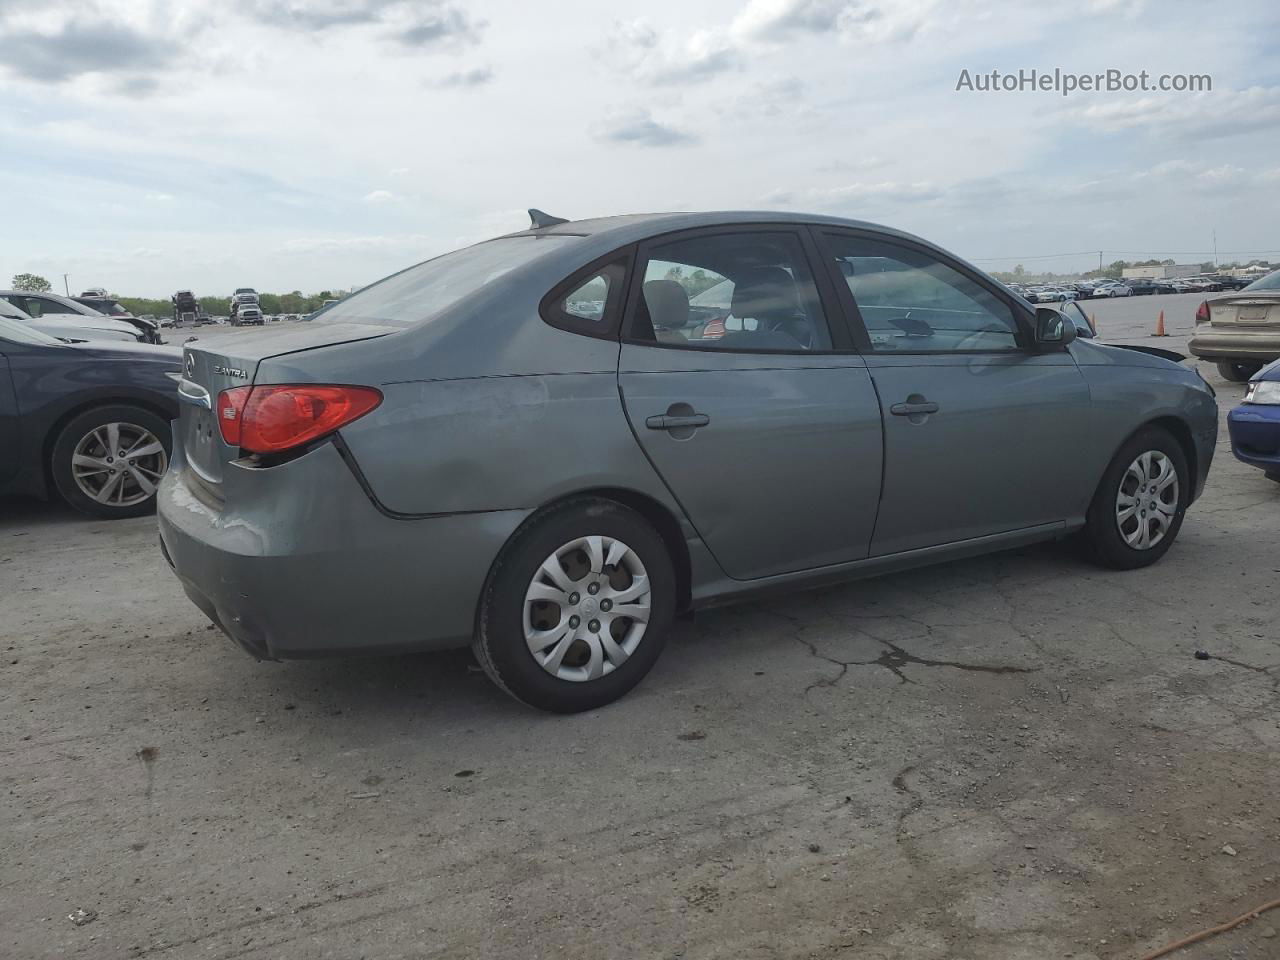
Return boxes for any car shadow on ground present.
[0,495,91,530]
[236,540,1077,722]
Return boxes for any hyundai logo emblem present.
[184,353,195,379]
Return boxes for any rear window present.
[313,235,576,327]
[77,298,128,315]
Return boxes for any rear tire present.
[1080,426,1189,570]
[474,498,675,713]
[51,405,171,519]
[1216,360,1262,382]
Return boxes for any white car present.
[1096,283,1132,298]
[1030,287,1075,303]
[0,290,148,342]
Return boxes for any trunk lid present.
[176,323,396,491]
[1207,292,1280,328]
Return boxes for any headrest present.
[643,279,690,331]
[730,266,800,325]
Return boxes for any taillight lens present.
[217,386,251,446]
[1195,300,1211,324]
[216,384,382,454]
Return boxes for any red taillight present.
[1195,300,1210,324]
[216,384,382,454]
[217,386,251,446]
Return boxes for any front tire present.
[51,405,171,519]
[1216,360,1262,382]
[1080,427,1188,570]
[474,498,675,713]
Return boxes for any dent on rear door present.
[337,372,682,517]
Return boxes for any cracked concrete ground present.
[2,294,1278,960]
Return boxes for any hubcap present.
[523,535,651,682]
[72,422,167,508]
[1116,450,1178,550]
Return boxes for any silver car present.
[158,211,1218,712]
[0,290,147,343]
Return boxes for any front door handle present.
[889,397,939,417]
[646,413,710,430]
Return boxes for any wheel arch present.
[1143,415,1197,489]
[42,394,176,496]
[572,487,692,613]
[476,486,694,634]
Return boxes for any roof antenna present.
[528,208,569,229]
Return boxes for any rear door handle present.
[889,399,939,416]
[646,413,710,430]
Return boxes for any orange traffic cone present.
[1154,310,1168,337]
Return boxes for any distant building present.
[1226,265,1272,278]
[1122,264,1201,279]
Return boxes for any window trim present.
[619,224,854,356]
[813,227,1036,356]
[538,247,635,341]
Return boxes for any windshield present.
[0,315,62,345]
[313,235,576,327]
[77,298,129,315]
[1243,270,1280,291]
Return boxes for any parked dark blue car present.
[0,316,181,518]
[1227,360,1280,483]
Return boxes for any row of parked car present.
[0,289,162,344]
[1010,274,1257,303]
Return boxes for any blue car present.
[1228,360,1280,482]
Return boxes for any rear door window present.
[625,231,833,352]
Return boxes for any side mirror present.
[1035,307,1076,348]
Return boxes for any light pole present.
[63,274,70,296]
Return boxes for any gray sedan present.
[158,211,1218,712]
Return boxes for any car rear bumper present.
[1188,327,1280,361]
[1227,402,1280,472]
[157,440,529,660]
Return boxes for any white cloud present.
[593,109,696,147]
[363,189,395,203]
[607,18,738,85]
[281,234,432,254]
[1060,86,1280,140]
[774,179,942,209]
[731,0,947,44]
[430,66,494,88]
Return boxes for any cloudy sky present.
[2,0,1278,296]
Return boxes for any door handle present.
[646,413,710,430]
[890,398,939,416]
